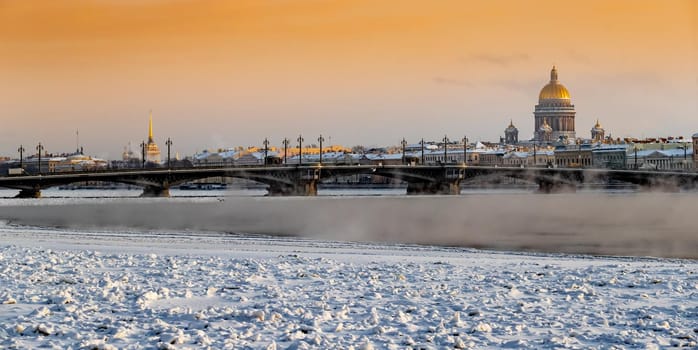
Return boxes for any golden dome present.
[538,66,571,101]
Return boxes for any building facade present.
[693,133,698,168]
[534,66,576,143]
[554,145,592,168]
[592,146,626,169]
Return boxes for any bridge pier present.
[140,185,170,197]
[267,181,318,196]
[537,180,576,194]
[638,182,680,193]
[406,181,461,195]
[15,187,41,198]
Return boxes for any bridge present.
[1,165,697,198]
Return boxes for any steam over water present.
[1,189,696,259]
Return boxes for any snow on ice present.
[0,223,696,349]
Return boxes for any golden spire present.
[550,65,558,82]
[148,110,154,143]
[595,118,602,128]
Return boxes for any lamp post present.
[442,135,449,164]
[140,140,146,168]
[462,136,468,165]
[401,138,407,165]
[318,134,325,165]
[533,143,537,166]
[297,134,304,165]
[282,138,290,165]
[263,138,270,166]
[36,143,44,174]
[165,138,173,169]
[18,145,25,169]
[634,146,638,169]
[420,138,425,165]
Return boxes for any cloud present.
[602,71,665,87]
[490,79,540,93]
[564,50,592,65]
[462,53,530,66]
[433,77,473,87]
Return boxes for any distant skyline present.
[1,0,696,159]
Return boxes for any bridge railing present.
[3,162,697,178]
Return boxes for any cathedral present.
[145,112,162,164]
[533,66,576,143]
[502,66,608,145]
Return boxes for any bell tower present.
[504,120,519,144]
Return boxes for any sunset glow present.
[1,0,696,157]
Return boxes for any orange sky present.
[1,0,696,158]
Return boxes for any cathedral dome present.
[538,66,571,101]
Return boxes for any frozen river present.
[0,189,697,348]
[0,219,696,349]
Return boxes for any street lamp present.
[533,143,537,166]
[318,134,325,165]
[262,138,270,166]
[634,146,638,169]
[166,138,173,169]
[442,135,449,164]
[18,145,25,169]
[401,138,407,165]
[297,134,304,165]
[282,138,290,165]
[140,140,146,168]
[462,136,468,165]
[420,138,425,165]
[36,143,44,174]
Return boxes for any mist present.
[1,193,696,259]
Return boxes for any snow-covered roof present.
[594,144,630,150]
[503,152,530,159]
[193,149,244,160]
[631,148,693,158]
[363,153,406,161]
[480,150,506,155]
[217,149,240,159]
[240,151,280,160]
